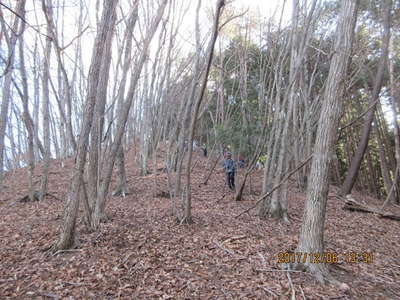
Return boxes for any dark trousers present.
[226,172,235,190]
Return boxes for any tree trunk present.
[295,0,359,283]
[181,0,225,224]
[39,0,53,201]
[387,34,400,204]
[52,0,119,251]
[87,2,116,208]
[0,0,25,190]
[92,1,167,229]
[111,5,138,197]
[18,4,36,202]
[340,0,391,196]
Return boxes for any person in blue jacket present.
[222,152,236,190]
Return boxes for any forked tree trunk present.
[295,0,359,283]
[87,4,116,208]
[91,1,167,229]
[52,0,119,251]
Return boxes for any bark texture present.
[52,0,119,251]
[296,0,359,283]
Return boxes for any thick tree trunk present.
[295,0,359,283]
[340,0,391,196]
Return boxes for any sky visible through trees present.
[0,0,400,297]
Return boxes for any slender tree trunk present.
[0,0,25,190]
[181,0,225,224]
[18,4,36,201]
[387,34,400,203]
[340,0,391,196]
[39,0,53,201]
[112,5,138,196]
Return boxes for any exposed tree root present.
[18,191,61,202]
[90,212,111,230]
[112,186,131,197]
[177,215,194,225]
[154,190,170,198]
[47,238,77,255]
[283,262,343,286]
[96,212,111,223]
[269,209,290,224]
[19,191,40,202]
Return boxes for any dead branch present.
[343,195,400,221]
[235,155,313,218]
[222,235,247,244]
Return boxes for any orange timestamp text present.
[277,252,374,264]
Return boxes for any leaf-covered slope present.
[0,149,399,299]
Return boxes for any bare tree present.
[38,0,53,201]
[340,0,392,196]
[17,2,37,202]
[293,0,359,283]
[179,0,225,223]
[51,0,119,251]
[91,0,168,229]
[0,0,26,190]
[87,0,118,210]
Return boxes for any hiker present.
[184,139,188,151]
[256,160,264,170]
[222,152,236,190]
[238,155,246,168]
[202,144,207,157]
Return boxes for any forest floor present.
[0,147,399,299]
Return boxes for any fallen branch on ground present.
[235,155,313,218]
[19,191,61,202]
[342,196,400,221]
[222,235,247,244]
[51,249,83,256]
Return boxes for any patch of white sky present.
[2,0,292,161]
[177,0,292,52]
[2,0,396,162]
[9,0,293,76]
